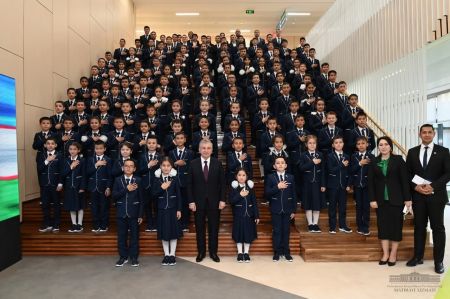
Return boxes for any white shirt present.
[201,157,211,169]
[276,171,286,180]
[124,175,133,182]
[420,143,434,166]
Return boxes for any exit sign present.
[245,10,254,14]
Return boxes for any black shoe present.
[435,262,445,274]
[161,256,169,266]
[243,253,250,263]
[379,259,388,265]
[285,254,294,262]
[308,225,314,232]
[406,257,424,267]
[76,224,83,232]
[210,253,220,263]
[115,257,128,267]
[329,229,336,234]
[131,258,139,267]
[52,226,60,232]
[313,225,322,233]
[169,256,176,266]
[388,261,396,267]
[196,253,205,263]
[68,224,77,233]
[237,253,244,263]
[273,254,280,262]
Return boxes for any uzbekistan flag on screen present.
[0,74,19,221]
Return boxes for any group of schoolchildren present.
[32,27,377,266]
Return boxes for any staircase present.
[21,120,433,261]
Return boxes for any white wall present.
[306,0,450,152]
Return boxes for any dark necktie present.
[178,150,183,160]
[360,154,364,160]
[164,177,168,183]
[339,154,343,161]
[423,146,429,169]
[203,161,209,181]
[126,178,130,185]
[330,129,334,136]
[237,152,240,159]
[57,115,61,123]
[97,156,101,161]
[352,108,356,114]
[311,153,315,158]
[149,154,154,160]
[279,174,284,181]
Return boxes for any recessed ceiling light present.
[286,12,311,16]
[292,22,296,24]
[175,12,199,16]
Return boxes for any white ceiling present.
[134,0,335,39]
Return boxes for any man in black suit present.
[187,139,226,263]
[140,25,151,47]
[406,124,450,274]
[113,39,129,62]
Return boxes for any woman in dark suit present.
[368,136,411,266]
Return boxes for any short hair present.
[69,142,82,151]
[54,100,64,105]
[377,136,393,153]
[419,124,435,132]
[94,140,106,147]
[120,141,133,150]
[232,136,245,144]
[45,137,58,144]
[331,135,344,143]
[39,117,51,123]
[356,111,367,119]
[328,70,337,76]
[356,136,368,143]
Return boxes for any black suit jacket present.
[186,157,225,210]
[368,155,411,206]
[406,144,450,203]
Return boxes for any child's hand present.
[116,136,125,142]
[55,123,61,130]
[127,183,138,191]
[290,213,295,219]
[148,160,158,168]
[115,102,122,108]
[257,89,264,96]
[96,160,107,167]
[139,140,146,146]
[346,186,351,192]
[79,189,84,193]
[176,160,186,166]
[313,158,321,165]
[342,160,349,167]
[70,160,80,169]
[56,184,63,191]
[240,153,247,161]
[126,119,134,126]
[219,201,226,210]
[360,158,370,165]
[46,154,56,162]
[69,106,76,111]
[299,135,306,142]
[255,218,260,224]
[161,181,171,190]
[277,181,288,189]
[370,201,378,209]
[92,136,99,142]
[320,187,326,192]
[138,218,143,224]
[90,105,97,111]
[154,102,161,108]
[135,103,144,109]
[176,211,181,220]
[240,189,249,197]
[105,188,111,197]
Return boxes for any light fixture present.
[175,12,199,16]
[286,12,311,16]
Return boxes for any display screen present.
[0,74,19,221]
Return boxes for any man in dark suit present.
[187,139,226,263]
[113,38,129,62]
[139,25,151,48]
[406,124,450,274]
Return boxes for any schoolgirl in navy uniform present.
[152,157,183,266]
[229,168,259,263]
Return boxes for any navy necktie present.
[423,146,429,169]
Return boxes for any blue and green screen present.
[0,74,19,222]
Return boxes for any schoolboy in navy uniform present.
[327,81,348,119]
[326,136,352,234]
[75,77,90,102]
[113,38,129,62]
[163,119,184,155]
[59,117,81,158]
[80,117,108,157]
[227,137,253,183]
[307,98,327,136]
[86,140,112,233]
[274,83,294,118]
[33,117,58,156]
[112,159,144,267]
[72,101,91,134]
[222,119,246,154]
[223,102,245,135]
[252,98,271,148]
[36,137,63,232]
[97,99,114,133]
[280,100,300,136]
[89,66,103,90]
[192,116,218,157]
[318,111,343,156]
[169,132,194,231]
[348,112,376,154]
[51,101,67,133]
[265,156,297,262]
[349,136,375,235]
[138,136,161,232]
[64,88,78,115]
[286,115,309,202]
[106,117,132,160]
